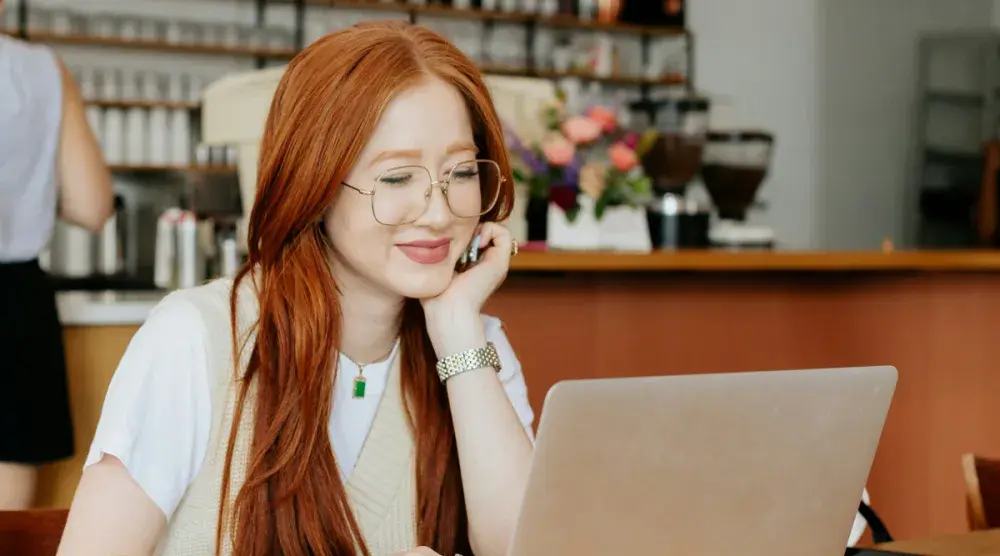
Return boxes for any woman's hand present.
[420,222,514,357]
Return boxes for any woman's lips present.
[396,239,451,264]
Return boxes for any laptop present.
[507,365,898,556]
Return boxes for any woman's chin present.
[388,270,453,301]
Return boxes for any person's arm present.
[57,457,166,556]
[56,297,212,555]
[54,57,113,232]
[437,316,534,556]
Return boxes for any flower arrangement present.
[504,96,656,223]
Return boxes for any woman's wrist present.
[425,309,487,358]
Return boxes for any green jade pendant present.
[353,365,367,399]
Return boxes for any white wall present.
[817,0,993,250]
[688,0,822,249]
[690,0,993,250]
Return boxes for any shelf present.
[924,90,984,107]
[480,64,684,86]
[85,99,200,111]
[18,31,296,59]
[110,165,237,174]
[925,147,982,165]
[507,250,1000,272]
[317,1,687,37]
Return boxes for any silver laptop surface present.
[508,366,897,556]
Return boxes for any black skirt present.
[0,259,74,464]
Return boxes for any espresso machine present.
[700,130,776,249]
[628,96,712,249]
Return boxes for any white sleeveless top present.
[0,35,62,262]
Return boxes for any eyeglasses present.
[342,159,504,226]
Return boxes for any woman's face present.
[324,77,483,300]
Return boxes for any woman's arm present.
[57,456,166,556]
[436,316,534,556]
[56,296,213,555]
[54,57,113,232]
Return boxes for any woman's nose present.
[416,183,454,228]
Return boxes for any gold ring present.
[511,239,519,257]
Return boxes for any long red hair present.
[220,22,514,556]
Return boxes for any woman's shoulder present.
[151,277,256,330]
[157,277,236,313]
[0,33,58,81]
[0,33,51,58]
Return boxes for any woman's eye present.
[379,174,414,186]
[451,170,479,182]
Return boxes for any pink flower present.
[561,116,602,144]
[541,137,576,167]
[586,106,618,133]
[609,141,639,172]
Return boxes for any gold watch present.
[436,342,502,383]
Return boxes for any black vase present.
[526,196,549,242]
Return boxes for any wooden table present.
[878,529,1000,555]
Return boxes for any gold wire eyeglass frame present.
[341,159,506,226]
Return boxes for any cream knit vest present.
[156,278,418,556]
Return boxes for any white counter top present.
[57,291,165,326]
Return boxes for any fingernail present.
[470,235,482,262]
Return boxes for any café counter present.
[40,250,1000,542]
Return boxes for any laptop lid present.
[508,366,897,556]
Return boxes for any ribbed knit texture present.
[156,278,417,555]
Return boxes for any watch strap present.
[436,342,502,383]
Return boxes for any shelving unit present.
[85,99,200,111]
[908,31,1000,247]
[19,30,297,58]
[5,0,692,92]
[109,165,237,174]
[5,0,692,182]
[320,0,686,36]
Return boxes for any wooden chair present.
[0,509,67,556]
[962,453,1000,530]
[977,140,1000,245]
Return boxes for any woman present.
[57,22,533,556]
[0,1,113,509]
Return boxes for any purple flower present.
[563,153,584,185]
[502,121,548,175]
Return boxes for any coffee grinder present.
[627,96,713,248]
[700,130,776,249]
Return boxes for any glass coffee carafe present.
[628,96,711,195]
[700,130,775,222]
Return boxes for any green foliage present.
[595,167,653,220]
[512,167,528,184]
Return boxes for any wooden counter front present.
[37,251,1000,543]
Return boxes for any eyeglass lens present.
[371,159,501,225]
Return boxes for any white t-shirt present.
[84,295,535,520]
